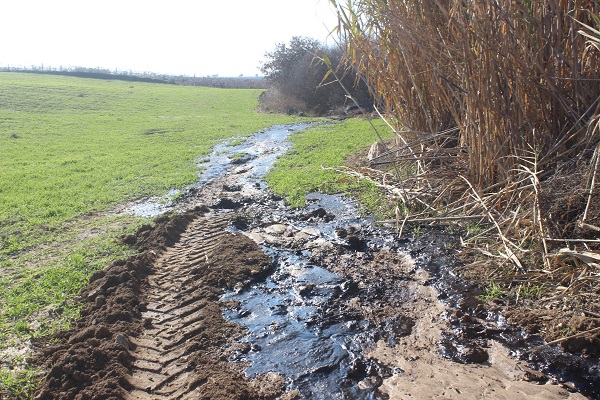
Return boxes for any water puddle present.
[197,123,314,188]
[126,189,181,217]
[126,123,314,216]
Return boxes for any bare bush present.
[259,36,372,116]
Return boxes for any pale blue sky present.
[1,0,338,77]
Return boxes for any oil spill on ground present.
[222,189,440,398]
[184,120,597,398]
[228,186,599,398]
[407,231,600,397]
[223,248,388,399]
[32,123,599,399]
[126,123,316,217]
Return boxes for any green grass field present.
[266,118,393,214]
[0,72,300,256]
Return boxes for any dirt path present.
[367,274,587,400]
[34,210,290,400]
[32,199,595,400]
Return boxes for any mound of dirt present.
[33,211,198,399]
[32,209,282,400]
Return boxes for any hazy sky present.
[1,0,339,77]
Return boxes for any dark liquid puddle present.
[224,250,381,399]
[224,193,394,399]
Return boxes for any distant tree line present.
[259,37,372,116]
[0,65,267,89]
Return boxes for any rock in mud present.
[334,227,348,238]
[265,223,289,235]
[521,364,549,382]
[233,164,252,174]
[300,227,320,237]
[114,334,132,351]
[223,184,242,192]
[460,345,489,364]
[302,207,334,221]
[211,197,243,209]
[344,234,368,251]
[243,231,267,244]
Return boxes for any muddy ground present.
[34,208,288,400]
[32,126,599,399]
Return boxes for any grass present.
[0,222,135,337]
[230,152,251,164]
[226,137,247,147]
[516,284,544,300]
[464,223,485,237]
[480,282,507,301]
[0,72,303,397]
[0,369,39,400]
[0,72,299,256]
[266,118,392,210]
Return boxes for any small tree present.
[259,36,371,116]
[260,37,321,86]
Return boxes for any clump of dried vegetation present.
[329,0,600,347]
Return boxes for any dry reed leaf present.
[551,249,600,269]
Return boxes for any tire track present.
[125,212,234,400]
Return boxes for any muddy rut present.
[35,208,285,400]
[126,213,233,399]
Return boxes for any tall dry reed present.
[329,0,600,303]
[332,0,600,188]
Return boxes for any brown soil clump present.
[32,209,284,400]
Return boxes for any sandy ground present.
[367,275,585,400]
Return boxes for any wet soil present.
[34,210,285,400]
[32,124,599,399]
[232,191,598,399]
